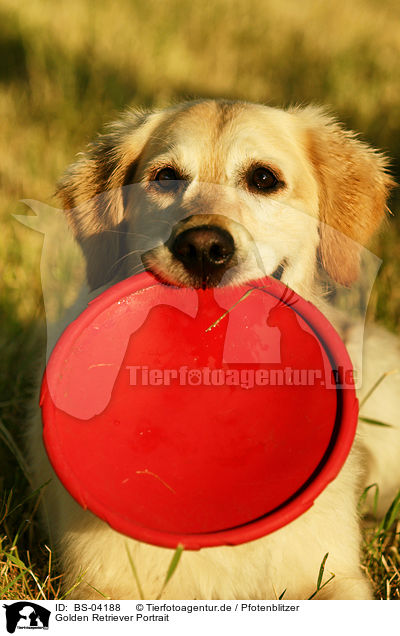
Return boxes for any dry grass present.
[0,0,399,599]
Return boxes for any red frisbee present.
[40,272,358,549]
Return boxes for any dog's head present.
[57,100,393,295]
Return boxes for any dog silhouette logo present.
[3,602,50,633]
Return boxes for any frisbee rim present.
[41,272,358,550]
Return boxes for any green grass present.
[1,0,400,599]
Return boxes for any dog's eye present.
[154,167,179,189]
[250,167,278,191]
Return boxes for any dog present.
[28,99,400,599]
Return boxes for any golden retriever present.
[28,99,400,599]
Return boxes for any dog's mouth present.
[142,248,287,289]
[140,216,287,289]
[271,261,285,281]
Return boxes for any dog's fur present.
[28,100,400,599]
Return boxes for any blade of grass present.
[156,544,184,600]
[359,416,392,428]
[85,582,110,599]
[307,553,336,600]
[125,543,144,600]
[59,570,88,600]
[358,483,380,516]
[205,288,262,332]
[359,370,399,409]
[317,552,329,589]
[6,551,27,570]
[6,480,51,519]
[0,490,14,525]
[307,573,336,600]
[0,419,32,484]
[19,562,45,601]
[379,490,400,533]
[11,519,31,549]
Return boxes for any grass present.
[362,491,400,599]
[0,0,399,599]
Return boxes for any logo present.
[3,603,50,634]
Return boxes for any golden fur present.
[28,100,400,599]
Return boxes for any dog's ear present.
[294,107,395,285]
[57,110,160,289]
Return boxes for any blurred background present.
[0,0,399,598]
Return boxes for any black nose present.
[170,225,235,281]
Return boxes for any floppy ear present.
[57,109,160,289]
[294,107,395,285]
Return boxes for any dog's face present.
[58,100,393,296]
[126,102,321,294]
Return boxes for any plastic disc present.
[41,272,358,549]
